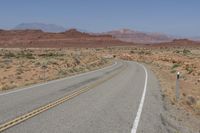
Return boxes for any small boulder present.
[186,96,196,106]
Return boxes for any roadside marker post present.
[176,72,180,101]
[42,63,47,82]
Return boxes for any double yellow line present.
[0,63,126,132]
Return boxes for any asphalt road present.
[0,60,168,133]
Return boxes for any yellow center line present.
[0,63,127,132]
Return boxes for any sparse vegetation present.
[172,63,180,69]
[1,84,16,90]
[186,66,193,74]
[0,47,199,131]
[114,46,200,119]
[171,69,176,73]
[0,48,111,91]
[183,49,191,55]
[4,52,16,58]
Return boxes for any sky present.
[0,0,200,37]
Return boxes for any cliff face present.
[105,29,173,43]
[0,29,132,48]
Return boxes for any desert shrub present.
[58,69,65,76]
[47,60,59,65]
[171,70,176,73]
[39,52,64,58]
[138,50,145,55]
[183,49,191,55]
[0,64,5,68]
[186,66,193,74]
[173,50,181,53]
[73,67,80,72]
[34,62,41,67]
[17,51,35,59]
[46,52,57,57]
[100,58,107,63]
[16,76,22,79]
[74,57,81,65]
[172,63,180,69]
[186,96,196,106]
[41,64,47,69]
[2,84,16,90]
[16,68,23,75]
[78,66,85,72]
[144,51,152,55]
[6,65,12,69]
[95,48,102,51]
[68,68,74,73]
[59,58,65,61]
[195,100,200,111]
[4,52,16,58]
[25,53,35,59]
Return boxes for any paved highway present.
[0,60,167,133]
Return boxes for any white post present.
[42,63,46,82]
[43,67,45,82]
[176,72,180,101]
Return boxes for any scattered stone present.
[186,96,196,106]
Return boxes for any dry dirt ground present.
[0,29,133,48]
[0,47,199,132]
[0,48,111,91]
[107,46,200,132]
[84,46,200,132]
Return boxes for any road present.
[0,60,168,133]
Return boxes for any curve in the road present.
[0,61,126,132]
[131,63,148,133]
[0,62,118,96]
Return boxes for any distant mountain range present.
[0,28,199,48]
[14,23,66,33]
[11,23,200,43]
[0,28,129,48]
[103,29,173,43]
[190,37,200,42]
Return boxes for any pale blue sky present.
[0,0,199,37]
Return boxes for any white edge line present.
[0,61,118,96]
[131,63,148,133]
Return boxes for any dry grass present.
[108,47,200,115]
[0,48,111,91]
[0,47,199,115]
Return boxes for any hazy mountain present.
[0,28,129,48]
[190,37,200,42]
[14,23,66,33]
[104,29,173,43]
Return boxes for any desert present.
[0,29,199,132]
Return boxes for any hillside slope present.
[105,29,173,43]
[0,29,133,48]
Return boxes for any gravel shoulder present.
[150,64,200,133]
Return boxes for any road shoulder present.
[136,64,169,133]
[148,64,200,133]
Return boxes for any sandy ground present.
[0,47,199,132]
[108,47,200,132]
[0,48,111,91]
[79,46,200,132]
